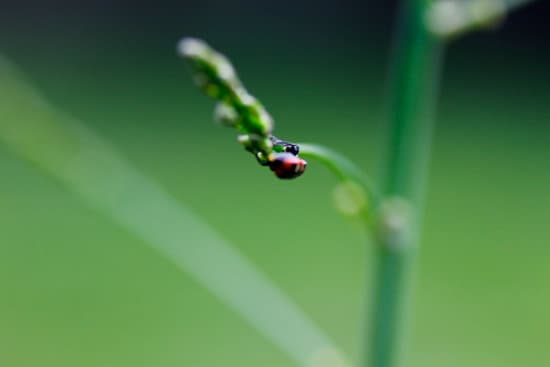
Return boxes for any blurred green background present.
[1,1,549,366]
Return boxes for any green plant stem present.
[299,143,381,223]
[299,143,380,206]
[367,1,444,366]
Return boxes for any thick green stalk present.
[367,1,443,367]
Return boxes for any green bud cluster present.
[178,37,274,159]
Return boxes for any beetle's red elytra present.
[268,152,307,179]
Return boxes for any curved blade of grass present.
[0,55,348,367]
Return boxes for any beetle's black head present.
[270,136,300,156]
[282,143,299,156]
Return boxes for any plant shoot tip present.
[177,37,208,58]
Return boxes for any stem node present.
[375,197,415,251]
